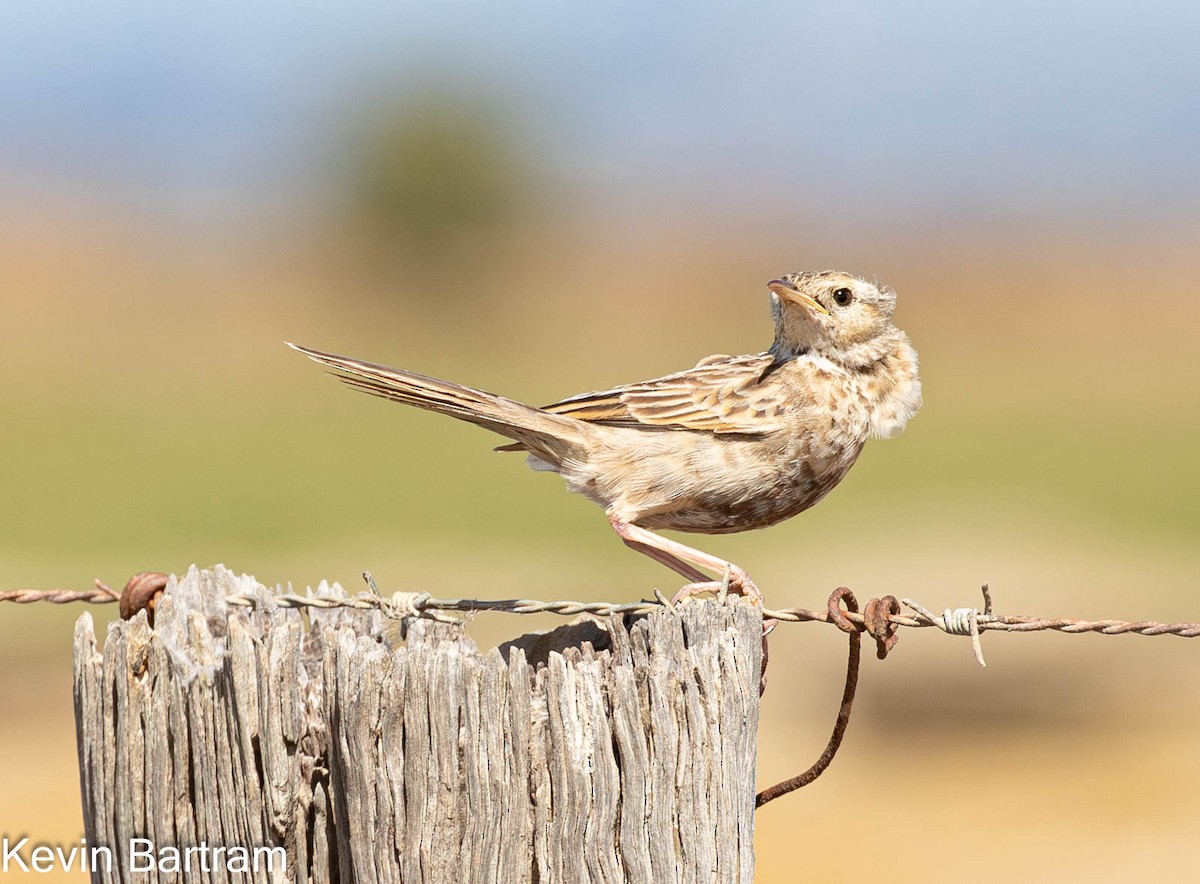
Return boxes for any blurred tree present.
[348,88,531,262]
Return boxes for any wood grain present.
[73,566,761,882]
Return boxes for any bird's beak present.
[767,280,831,315]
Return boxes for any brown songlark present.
[290,270,921,603]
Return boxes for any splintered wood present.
[73,566,761,883]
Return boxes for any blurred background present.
[2,2,1199,880]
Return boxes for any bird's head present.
[767,271,901,366]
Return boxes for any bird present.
[288,270,922,604]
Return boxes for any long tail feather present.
[287,342,589,463]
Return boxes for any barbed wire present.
[3,573,1198,666]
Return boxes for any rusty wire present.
[756,587,864,807]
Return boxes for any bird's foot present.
[670,566,764,607]
[669,580,725,606]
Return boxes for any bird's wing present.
[542,352,787,434]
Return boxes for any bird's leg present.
[607,514,763,606]
[608,514,709,583]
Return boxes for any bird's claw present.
[670,567,763,608]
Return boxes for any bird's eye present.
[832,287,854,306]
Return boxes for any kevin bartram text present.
[1,836,286,874]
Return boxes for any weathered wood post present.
[73,566,762,883]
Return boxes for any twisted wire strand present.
[763,603,1200,638]
[0,586,120,605]
[4,580,1199,640]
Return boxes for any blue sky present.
[1,1,1196,222]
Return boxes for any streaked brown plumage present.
[289,270,921,602]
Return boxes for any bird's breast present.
[623,423,867,534]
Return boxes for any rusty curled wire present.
[755,587,892,807]
[115,572,169,626]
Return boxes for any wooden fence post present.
[73,565,762,883]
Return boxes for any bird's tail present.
[287,343,592,466]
